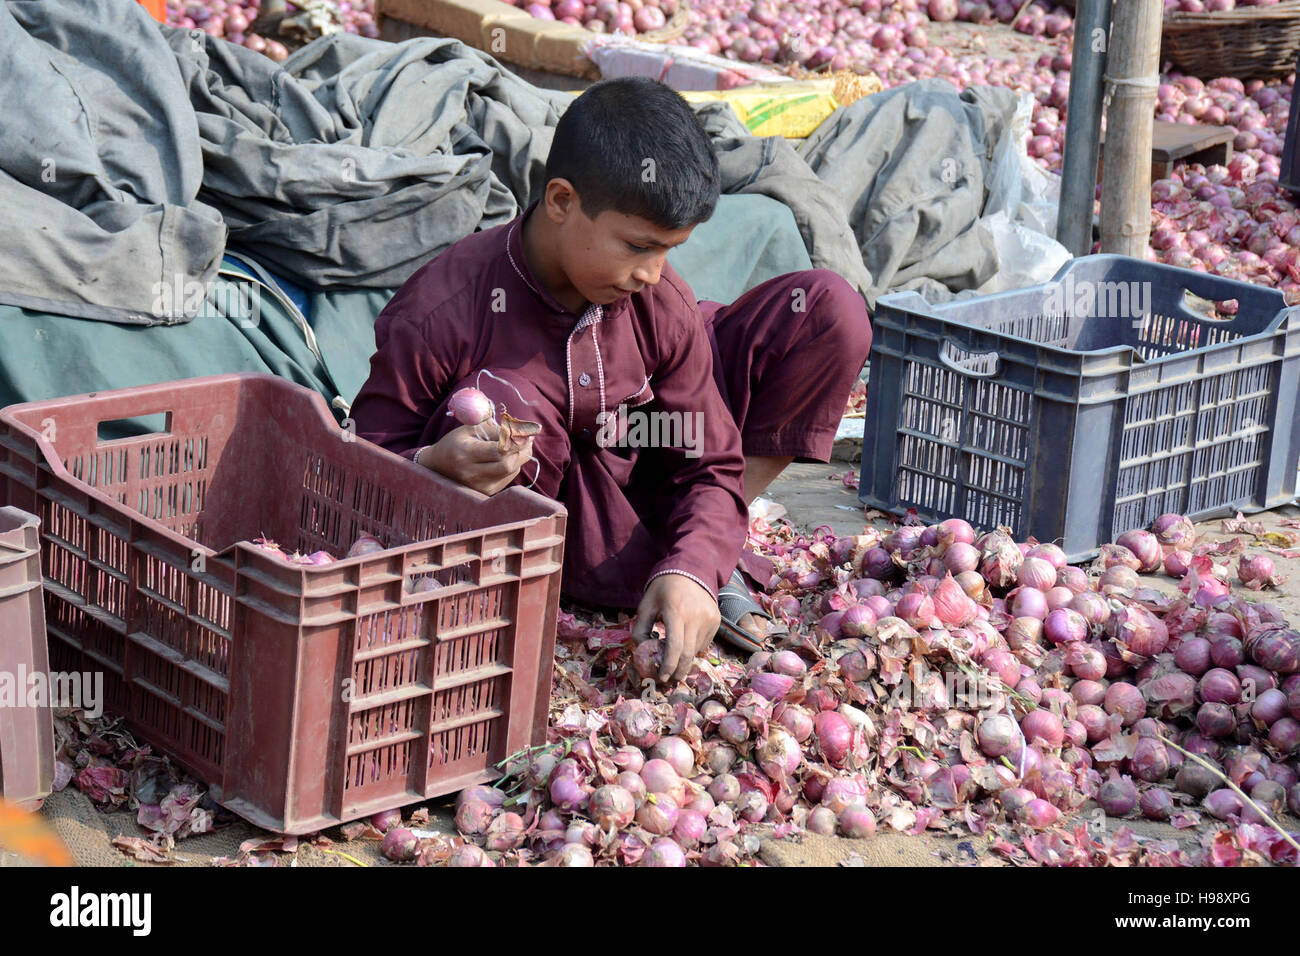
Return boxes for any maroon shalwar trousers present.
[699,269,873,590]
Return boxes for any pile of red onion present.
[430,510,1298,867]
[164,0,380,61]
[504,0,680,34]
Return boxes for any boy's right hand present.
[419,422,534,496]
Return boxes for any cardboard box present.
[378,0,596,76]
[379,0,529,48]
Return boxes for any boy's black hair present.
[544,77,720,230]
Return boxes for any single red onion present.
[484,812,526,851]
[1131,738,1171,782]
[1140,787,1174,820]
[1196,702,1236,738]
[756,727,803,781]
[1269,717,1300,753]
[1099,546,1141,574]
[1010,587,1048,621]
[611,698,660,748]
[814,711,854,766]
[735,790,769,824]
[1027,543,1067,570]
[1097,772,1139,816]
[636,793,680,835]
[998,787,1035,815]
[860,547,896,580]
[977,715,1021,757]
[838,804,877,838]
[1056,566,1089,594]
[1077,704,1111,743]
[616,771,647,807]
[632,640,663,681]
[640,759,682,798]
[672,809,708,848]
[370,808,403,832]
[1164,549,1193,578]
[896,591,936,628]
[1064,720,1088,747]
[1238,553,1281,589]
[1016,557,1057,591]
[643,837,686,867]
[1071,679,1107,707]
[381,827,419,862]
[750,671,796,703]
[448,845,495,867]
[1141,672,1197,720]
[1021,709,1064,749]
[943,542,980,574]
[1174,636,1212,676]
[447,387,494,426]
[1237,665,1276,696]
[806,805,838,835]
[1067,643,1108,682]
[589,785,636,829]
[1246,626,1300,674]
[455,798,496,835]
[1175,760,1220,799]
[1004,617,1043,650]
[1199,668,1241,705]
[1111,604,1169,657]
[1115,530,1163,572]
[1069,591,1111,627]
[1021,798,1060,828]
[768,650,807,678]
[1044,586,1075,612]
[979,532,1023,588]
[347,533,384,557]
[1203,788,1244,821]
[1210,637,1244,670]
[774,703,815,743]
[708,774,740,804]
[554,843,594,867]
[1104,682,1145,726]
[1044,608,1087,645]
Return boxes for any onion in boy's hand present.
[632,573,720,683]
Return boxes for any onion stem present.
[1158,733,1300,855]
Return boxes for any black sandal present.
[716,568,789,654]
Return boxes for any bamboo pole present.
[1098,0,1163,256]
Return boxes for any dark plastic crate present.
[860,255,1300,561]
[0,506,55,811]
[0,374,567,834]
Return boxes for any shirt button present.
[578,372,592,387]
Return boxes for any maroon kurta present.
[350,202,871,609]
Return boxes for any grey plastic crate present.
[859,255,1300,561]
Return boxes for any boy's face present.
[545,182,697,307]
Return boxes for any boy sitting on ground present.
[350,77,871,682]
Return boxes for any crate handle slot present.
[938,339,1001,378]
[96,411,174,444]
[1179,290,1234,322]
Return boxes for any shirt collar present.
[505,200,627,325]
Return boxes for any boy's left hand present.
[631,574,721,684]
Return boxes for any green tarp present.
[0,194,812,421]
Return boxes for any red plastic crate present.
[0,506,55,811]
[0,374,567,834]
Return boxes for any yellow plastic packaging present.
[677,72,882,139]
